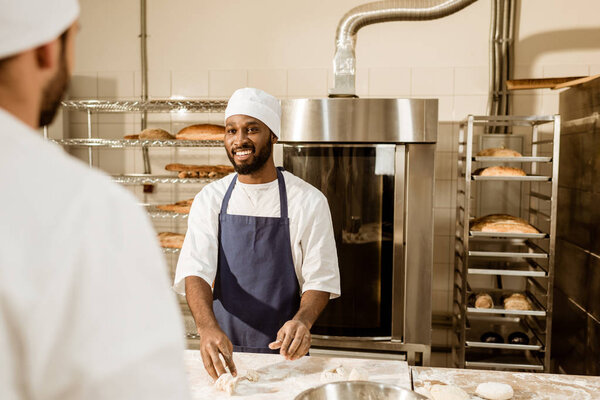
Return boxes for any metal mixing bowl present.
[294,381,428,400]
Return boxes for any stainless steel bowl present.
[294,381,428,400]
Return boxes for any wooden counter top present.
[412,366,600,399]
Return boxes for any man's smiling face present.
[224,114,276,175]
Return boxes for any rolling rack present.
[452,115,560,372]
[52,99,228,342]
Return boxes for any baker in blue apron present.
[175,88,341,380]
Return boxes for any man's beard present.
[227,135,273,175]
[38,54,69,127]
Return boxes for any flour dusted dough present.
[414,387,434,399]
[477,147,522,157]
[429,384,470,400]
[320,365,369,382]
[476,382,514,400]
[214,372,239,395]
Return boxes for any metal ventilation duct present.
[331,0,479,96]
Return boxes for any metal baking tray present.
[473,156,552,163]
[465,360,544,371]
[472,175,551,182]
[112,174,217,185]
[51,138,222,148]
[467,260,547,277]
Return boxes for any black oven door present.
[283,144,395,337]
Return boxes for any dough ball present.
[348,367,369,381]
[320,370,342,383]
[214,373,238,395]
[244,369,259,382]
[429,384,470,400]
[475,382,514,400]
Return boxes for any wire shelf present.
[162,247,181,254]
[51,138,223,148]
[472,175,551,182]
[61,99,228,113]
[470,231,548,240]
[146,205,189,220]
[112,174,217,185]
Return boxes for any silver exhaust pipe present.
[331,0,479,96]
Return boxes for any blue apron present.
[213,167,300,353]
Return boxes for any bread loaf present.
[158,232,185,249]
[470,214,539,234]
[176,124,225,141]
[473,166,526,176]
[477,147,522,157]
[123,134,139,140]
[475,293,494,309]
[166,163,233,179]
[156,199,193,214]
[503,293,532,311]
[139,128,175,140]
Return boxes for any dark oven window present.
[283,145,394,337]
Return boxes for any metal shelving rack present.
[55,99,227,254]
[452,115,560,373]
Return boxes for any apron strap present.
[220,167,289,219]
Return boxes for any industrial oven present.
[278,98,437,364]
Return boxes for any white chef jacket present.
[174,171,341,299]
[0,108,190,400]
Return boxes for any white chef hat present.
[225,88,281,137]
[0,0,80,59]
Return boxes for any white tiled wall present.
[56,0,600,366]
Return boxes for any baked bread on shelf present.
[476,147,522,157]
[123,134,139,140]
[138,128,175,140]
[474,293,494,309]
[156,198,194,214]
[503,293,532,311]
[473,166,526,176]
[176,124,225,141]
[158,232,185,249]
[165,163,233,179]
[470,214,539,234]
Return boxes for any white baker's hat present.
[0,0,80,59]
[225,88,281,137]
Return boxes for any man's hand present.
[198,326,237,380]
[268,319,311,361]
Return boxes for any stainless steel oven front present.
[279,98,437,364]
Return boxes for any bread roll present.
[139,128,175,140]
[470,214,539,234]
[158,232,185,249]
[473,166,526,176]
[123,134,139,140]
[477,147,522,157]
[503,293,532,311]
[176,124,225,141]
[475,293,494,309]
[156,199,193,214]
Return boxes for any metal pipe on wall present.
[331,0,479,96]
[140,0,151,177]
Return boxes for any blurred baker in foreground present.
[0,1,190,399]
[175,88,341,380]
